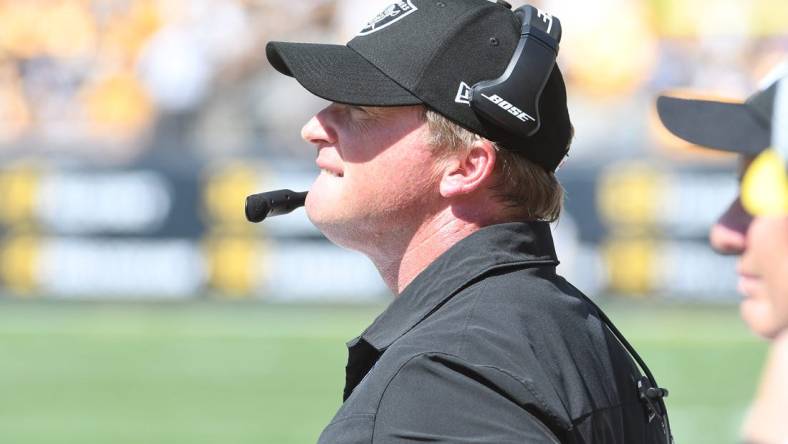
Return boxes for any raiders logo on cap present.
[358,1,418,36]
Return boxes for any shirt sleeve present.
[372,352,562,444]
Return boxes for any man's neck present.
[370,210,486,295]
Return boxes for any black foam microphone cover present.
[245,189,307,223]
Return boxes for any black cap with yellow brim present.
[657,68,788,216]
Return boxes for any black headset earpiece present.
[470,5,561,139]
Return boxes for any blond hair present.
[424,109,566,222]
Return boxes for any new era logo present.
[358,1,418,36]
[455,82,472,105]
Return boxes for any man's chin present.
[305,210,339,235]
[304,189,341,226]
[304,208,357,247]
[740,298,781,339]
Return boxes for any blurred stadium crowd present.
[0,0,786,301]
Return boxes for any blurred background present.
[0,0,785,443]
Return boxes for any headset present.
[470,3,561,139]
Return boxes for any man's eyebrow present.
[338,104,376,114]
[357,105,389,116]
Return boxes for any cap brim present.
[266,42,421,106]
[656,96,770,156]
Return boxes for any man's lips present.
[316,158,343,178]
[736,261,761,282]
[737,272,762,296]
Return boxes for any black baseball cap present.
[656,74,782,156]
[266,0,572,171]
[657,66,788,216]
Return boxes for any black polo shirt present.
[317,222,669,443]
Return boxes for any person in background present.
[658,64,788,444]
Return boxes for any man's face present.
[300,103,442,250]
[710,157,788,338]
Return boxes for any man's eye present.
[348,106,378,121]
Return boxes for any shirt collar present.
[359,221,559,352]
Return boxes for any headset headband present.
[470,5,561,138]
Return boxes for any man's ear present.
[438,138,497,198]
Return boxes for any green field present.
[0,300,768,444]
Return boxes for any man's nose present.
[709,197,752,255]
[301,108,337,146]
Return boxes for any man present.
[657,67,788,339]
[657,66,788,443]
[267,1,670,442]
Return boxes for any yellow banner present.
[651,0,788,37]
